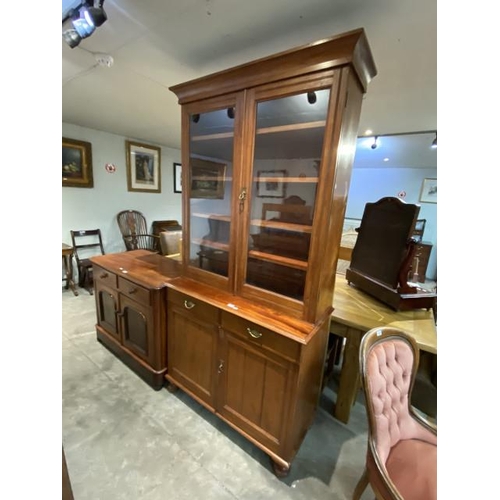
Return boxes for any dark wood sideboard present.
[90,250,180,389]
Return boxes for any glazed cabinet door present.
[166,291,219,410]
[182,93,245,291]
[217,316,297,453]
[119,294,155,366]
[94,281,120,342]
[238,77,334,310]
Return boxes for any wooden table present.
[62,243,78,296]
[330,277,436,423]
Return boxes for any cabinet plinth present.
[168,28,376,474]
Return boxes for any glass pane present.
[246,89,330,300]
[189,107,235,277]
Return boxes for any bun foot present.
[271,459,290,478]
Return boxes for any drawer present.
[92,265,117,288]
[221,312,300,362]
[167,289,219,324]
[118,276,151,305]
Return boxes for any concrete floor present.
[62,287,373,500]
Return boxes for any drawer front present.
[415,244,431,260]
[118,276,151,305]
[167,289,219,325]
[93,265,117,288]
[221,312,300,362]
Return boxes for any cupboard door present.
[185,96,242,287]
[166,303,218,410]
[119,294,154,365]
[95,281,119,341]
[218,329,295,453]
[242,86,331,302]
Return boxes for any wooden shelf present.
[255,120,326,135]
[191,120,326,142]
[192,213,231,222]
[250,219,312,233]
[254,176,318,183]
[248,250,308,271]
[192,238,229,251]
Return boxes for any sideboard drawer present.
[167,289,219,324]
[92,265,117,288]
[118,276,151,305]
[221,312,300,362]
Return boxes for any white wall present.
[345,167,437,280]
[62,123,182,254]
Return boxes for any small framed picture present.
[174,162,182,193]
[419,178,437,203]
[126,140,161,193]
[257,170,287,198]
[62,137,93,188]
[190,158,226,199]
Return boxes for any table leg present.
[63,255,79,296]
[334,326,363,423]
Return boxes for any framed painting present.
[190,158,226,199]
[419,178,437,203]
[126,140,161,193]
[62,137,93,188]
[174,162,182,193]
[257,169,287,198]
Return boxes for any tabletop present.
[331,277,436,354]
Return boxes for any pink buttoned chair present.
[353,327,437,500]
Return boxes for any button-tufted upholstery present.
[353,327,437,500]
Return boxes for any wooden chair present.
[70,229,105,295]
[116,210,159,252]
[353,326,437,500]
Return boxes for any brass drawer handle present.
[100,272,108,279]
[247,328,262,339]
[128,288,137,294]
[184,300,195,310]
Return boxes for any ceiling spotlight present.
[62,1,107,49]
[307,91,317,104]
[431,133,437,149]
[371,136,378,150]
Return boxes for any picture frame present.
[257,169,287,198]
[126,140,161,193]
[419,177,437,203]
[174,162,182,193]
[190,158,226,199]
[62,137,93,188]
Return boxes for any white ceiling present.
[61,0,437,169]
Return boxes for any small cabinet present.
[91,253,173,390]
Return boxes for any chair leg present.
[352,468,369,500]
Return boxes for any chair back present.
[116,210,159,251]
[70,229,105,265]
[117,210,148,238]
[358,327,437,500]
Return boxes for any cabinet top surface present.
[166,277,330,344]
[90,251,180,289]
[169,27,376,103]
